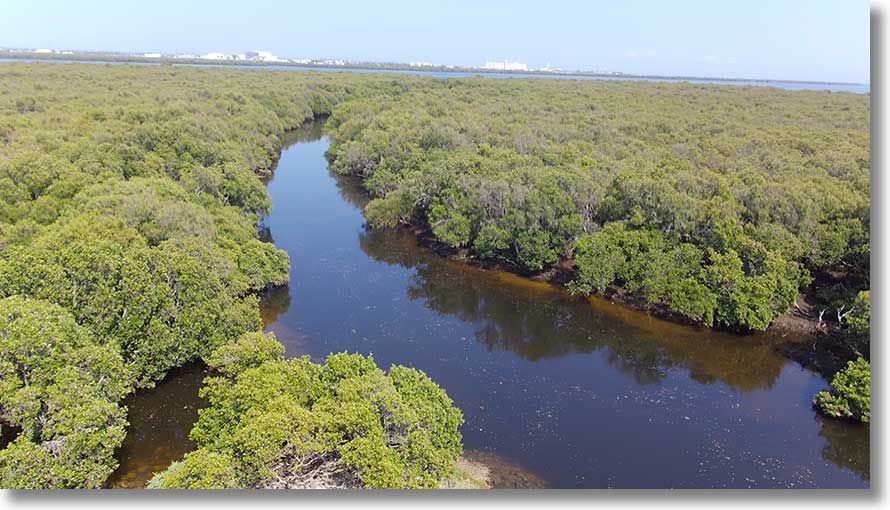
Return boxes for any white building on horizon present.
[484,60,528,71]
[244,51,284,62]
[199,52,230,60]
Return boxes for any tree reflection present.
[260,284,292,327]
[282,117,326,145]
[357,223,789,392]
[817,415,870,482]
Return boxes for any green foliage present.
[845,291,870,353]
[429,202,472,248]
[325,79,869,329]
[0,214,266,385]
[472,223,512,259]
[0,61,871,487]
[0,62,458,488]
[569,222,806,330]
[703,249,771,331]
[814,358,870,423]
[0,296,129,488]
[204,330,285,377]
[847,291,871,337]
[146,450,239,489]
[150,333,464,489]
[364,188,415,228]
[570,225,636,295]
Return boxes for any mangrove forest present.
[0,62,870,489]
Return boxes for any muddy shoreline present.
[447,451,549,489]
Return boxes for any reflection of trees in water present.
[264,120,327,184]
[356,224,788,392]
[258,224,274,244]
[282,118,326,145]
[260,284,292,328]
[404,253,671,384]
[331,168,372,211]
[817,416,870,482]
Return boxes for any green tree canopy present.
[0,296,129,488]
[150,332,464,489]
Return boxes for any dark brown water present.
[110,121,869,489]
[109,364,209,488]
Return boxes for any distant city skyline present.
[0,0,870,83]
[2,46,572,74]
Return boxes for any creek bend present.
[109,120,869,489]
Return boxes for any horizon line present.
[0,46,869,87]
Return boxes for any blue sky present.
[0,0,869,83]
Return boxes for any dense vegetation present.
[0,62,870,487]
[0,296,128,488]
[324,80,869,332]
[0,62,434,488]
[325,79,870,426]
[815,357,871,423]
[148,332,463,489]
[843,290,871,357]
[814,289,870,423]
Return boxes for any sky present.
[0,0,870,83]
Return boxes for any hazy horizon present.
[0,0,871,83]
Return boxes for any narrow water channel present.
[110,120,869,489]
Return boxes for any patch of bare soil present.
[772,294,821,335]
[774,293,864,379]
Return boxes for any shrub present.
[364,188,416,228]
[146,450,239,489]
[814,358,870,423]
[149,333,464,489]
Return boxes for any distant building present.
[199,52,230,60]
[244,50,283,62]
[143,53,161,58]
[484,60,528,71]
[34,48,54,54]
